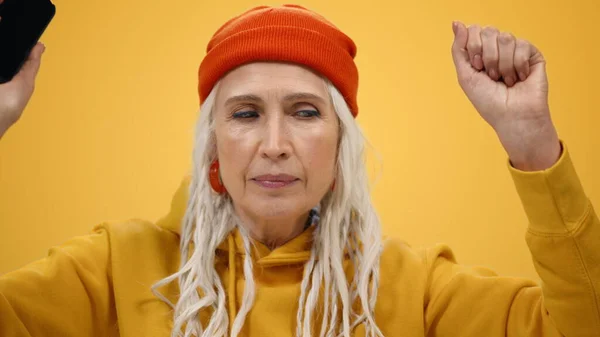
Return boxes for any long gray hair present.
[152,77,384,337]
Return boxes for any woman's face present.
[214,62,339,227]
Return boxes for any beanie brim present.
[198,26,359,116]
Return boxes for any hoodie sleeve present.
[424,141,600,337]
[0,226,118,336]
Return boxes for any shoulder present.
[92,219,181,281]
[373,237,460,315]
[380,236,456,270]
[93,219,180,255]
[379,237,508,299]
[378,237,461,287]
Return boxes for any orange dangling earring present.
[209,160,227,194]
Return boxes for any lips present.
[252,174,299,189]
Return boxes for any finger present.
[480,26,500,81]
[514,39,532,81]
[451,21,473,78]
[451,21,469,66]
[14,42,45,84]
[497,32,517,87]
[466,25,484,70]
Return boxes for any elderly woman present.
[0,4,598,337]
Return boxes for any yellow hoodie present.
[1,141,599,337]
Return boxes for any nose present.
[260,113,291,160]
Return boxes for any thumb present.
[451,21,471,75]
[14,42,46,84]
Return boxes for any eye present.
[295,109,320,118]
[232,110,259,119]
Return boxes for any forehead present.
[216,62,328,100]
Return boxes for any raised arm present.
[422,21,600,336]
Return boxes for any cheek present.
[215,127,256,186]
[299,128,338,180]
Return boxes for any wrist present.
[496,121,562,171]
[508,138,562,171]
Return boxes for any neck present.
[234,208,311,250]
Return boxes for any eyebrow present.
[224,92,327,106]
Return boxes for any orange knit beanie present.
[198,4,360,116]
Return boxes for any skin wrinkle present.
[213,62,339,249]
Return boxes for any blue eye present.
[296,110,320,118]
[232,111,259,119]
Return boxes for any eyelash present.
[296,110,320,118]
[232,111,259,119]
[231,109,321,119]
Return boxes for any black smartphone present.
[0,0,56,83]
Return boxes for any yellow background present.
[1,0,598,281]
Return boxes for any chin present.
[247,196,308,221]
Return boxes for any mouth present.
[251,174,300,189]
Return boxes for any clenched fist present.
[451,21,561,171]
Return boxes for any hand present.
[451,21,561,171]
[0,0,46,139]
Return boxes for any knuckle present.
[515,55,528,67]
[498,32,515,44]
[481,26,498,36]
[516,38,529,47]
[467,24,481,33]
[467,40,482,52]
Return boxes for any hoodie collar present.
[216,226,316,266]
